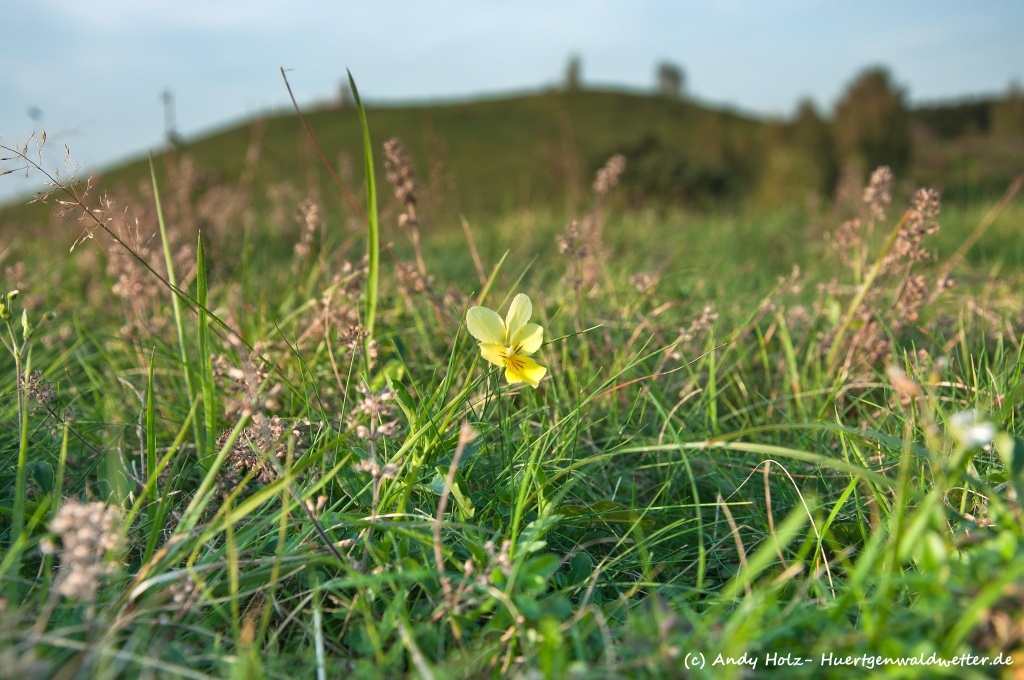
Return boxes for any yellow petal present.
[467,306,506,345]
[504,355,547,388]
[478,342,507,368]
[504,294,532,340]
[509,323,543,356]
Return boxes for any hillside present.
[2,89,760,227]
[1,88,1020,232]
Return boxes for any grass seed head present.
[396,260,434,295]
[833,218,862,263]
[679,305,718,345]
[49,500,122,600]
[293,197,321,258]
[593,153,626,200]
[887,187,941,266]
[863,165,894,222]
[383,137,417,208]
[886,364,922,400]
[350,384,399,441]
[556,220,585,258]
[629,272,657,294]
[215,350,282,419]
[21,369,55,407]
[217,414,299,489]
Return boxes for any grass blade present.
[348,71,380,362]
[145,352,157,513]
[149,156,201,452]
[196,233,216,466]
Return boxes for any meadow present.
[1,80,1024,679]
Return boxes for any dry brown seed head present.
[294,198,321,257]
[629,272,657,293]
[22,370,56,406]
[886,187,942,268]
[593,154,627,198]
[863,166,893,222]
[49,500,122,600]
[349,385,400,441]
[833,219,861,255]
[886,365,922,398]
[396,260,434,295]
[383,137,417,206]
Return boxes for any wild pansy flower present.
[467,293,547,388]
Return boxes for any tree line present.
[561,57,1024,209]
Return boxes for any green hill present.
[0,88,786,233]
[2,88,1020,233]
[47,88,762,220]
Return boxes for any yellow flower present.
[467,293,547,388]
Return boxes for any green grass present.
[1,102,1024,679]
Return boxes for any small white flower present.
[949,410,996,448]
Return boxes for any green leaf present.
[516,540,548,555]
[435,437,482,471]
[539,595,574,620]
[431,467,475,519]
[386,374,418,431]
[26,461,54,495]
[534,464,553,512]
[518,553,562,594]
[512,594,542,621]
[568,551,593,586]
[557,500,655,529]
[538,614,568,678]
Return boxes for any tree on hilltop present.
[564,54,582,92]
[791,99,838,195]
[992,80,1024,136]
[656,62,685,100]
[833,66,910,176]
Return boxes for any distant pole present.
[339,80,354,109]
[161,89,180,147]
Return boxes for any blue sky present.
[2,0,1023,203]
